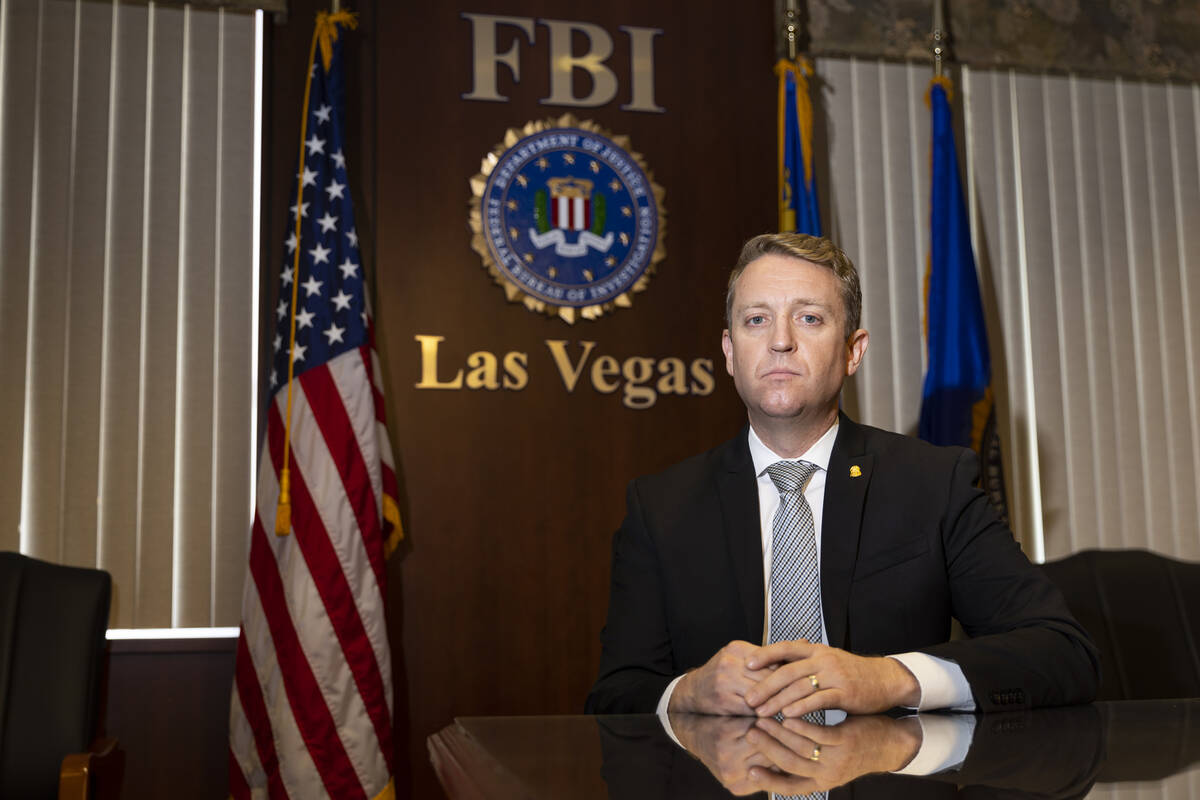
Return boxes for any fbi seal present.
[469,115,666,323]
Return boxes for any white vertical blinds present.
[0,0,257,627]
[820,57,1200,563]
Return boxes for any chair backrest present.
[0,552,111,799]
[1039,548,1200,701]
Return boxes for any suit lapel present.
[715,428,764,642]
[822,414,873,649]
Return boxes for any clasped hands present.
[668,639,921,718]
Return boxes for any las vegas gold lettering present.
[621,357,656,409]
[689,358,715,395]
[415,335,713,408]
[414,335,527,390]
[544,339,597,391]
[590,355,621,394]
[414,335,463,389]
[465,351,499,389]
[656,357,688,395]
[543,342,714,407]
[461,12,664,113]
[502,351,530,390]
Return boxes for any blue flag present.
[919,78,992,449]
[776,58,821,235]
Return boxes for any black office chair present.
[0,551,120,799]
[1039,548,1200,701]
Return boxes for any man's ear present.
[844,329,869,376]
[721,329,734,376]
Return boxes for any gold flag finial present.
[315,10,358,72]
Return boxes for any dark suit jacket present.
[585,415,1099,714]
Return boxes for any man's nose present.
[769,320,795,352]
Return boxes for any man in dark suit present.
[586,233,1098,719]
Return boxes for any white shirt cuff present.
[657,674,685,716]
[888,652,976,711]
[656,675,687,747]
[893,713,977,775]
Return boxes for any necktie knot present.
[766,460,819,494]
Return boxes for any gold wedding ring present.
[810,745,821,761]
[808,674,819,689]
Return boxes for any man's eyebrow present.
[735,297,833,311]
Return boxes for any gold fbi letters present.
[460,13,664,113]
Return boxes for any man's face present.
[721,253,868,426]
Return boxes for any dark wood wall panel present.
[270,1,776,797]
[104,639,236,798]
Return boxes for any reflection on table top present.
[428,699,1200,799]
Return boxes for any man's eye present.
[801,314,821,325]
[747,315,766,325]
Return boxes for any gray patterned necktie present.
[766,460,826,730]
[766,460,828,800]
[766,460,823,649]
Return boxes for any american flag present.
[229,12,400,798]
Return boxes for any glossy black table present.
[429,699,1200,799]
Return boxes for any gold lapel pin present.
[849,465,862,478]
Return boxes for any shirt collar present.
[748,419,839,478]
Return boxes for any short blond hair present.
[726,233,862,338]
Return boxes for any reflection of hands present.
[668,641,778,715]
[743,716,922,795]
[669,714,772,796]
[671,713,923,796]
[744,640,920,717]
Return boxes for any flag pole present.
[931,0,947,77]
[783,0,799,61]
